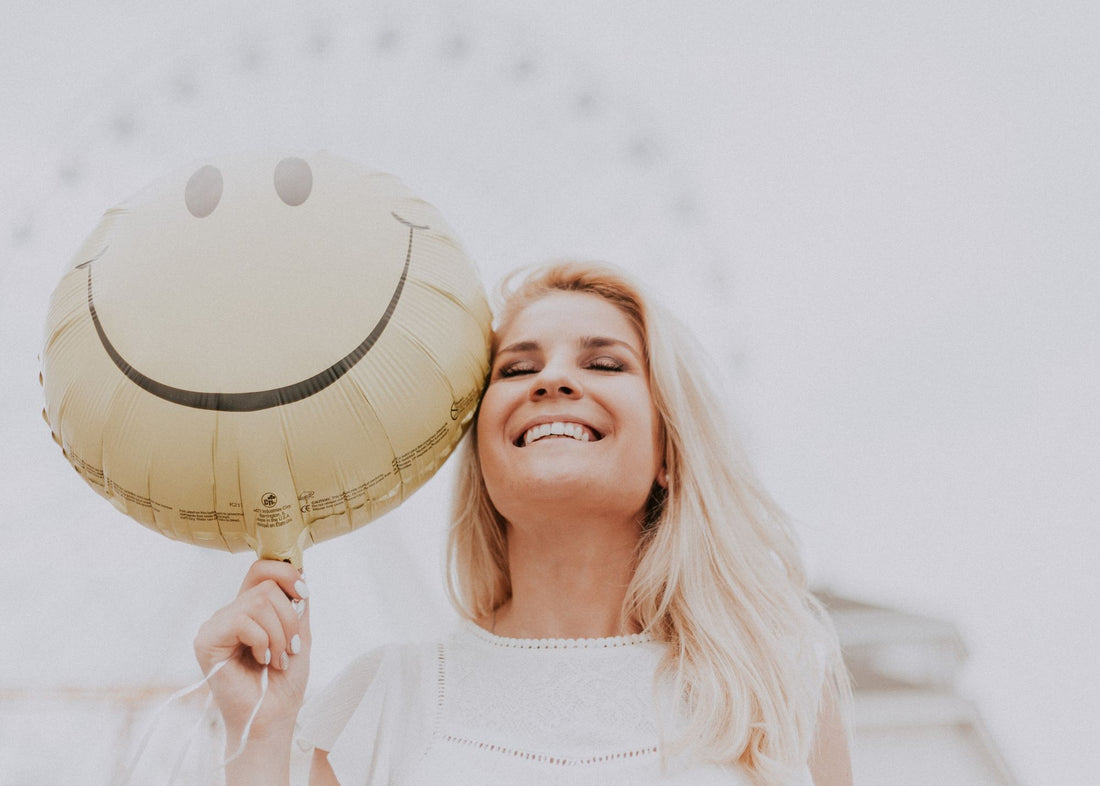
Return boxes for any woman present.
[195,261,852,784]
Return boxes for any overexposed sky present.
[3,2,1098,783]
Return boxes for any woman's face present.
[476,291,665,527]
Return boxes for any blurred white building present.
[821,592,1019,785]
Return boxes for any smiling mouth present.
[516,421,602,447]
[78,212,426,412]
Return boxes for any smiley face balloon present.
[41,151,491,567]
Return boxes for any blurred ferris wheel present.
[5,3,736,357]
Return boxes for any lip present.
[512,416,604,447]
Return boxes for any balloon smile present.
[78,212,427,412]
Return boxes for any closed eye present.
[588,356,626,372]
[495,360,539,378]
[495,355,627,378]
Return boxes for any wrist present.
[224,714,297,750]
[223,720,296,785]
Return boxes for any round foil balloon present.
[41,151,491,567]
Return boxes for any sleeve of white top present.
[294,648,391,775]
[294,642,435,785]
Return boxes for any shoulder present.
[312,642,415,707]
[808,680,853,786]
[296,639,438,754]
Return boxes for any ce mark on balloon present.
[75,211,428,412]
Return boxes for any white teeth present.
[522,421,593,446]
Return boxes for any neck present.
[490,513,641,640]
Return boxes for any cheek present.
[650,406,665,462]
[475,386,505,441]
[641,406,667,487]
[474,390,509,482]
[635,388,664,460]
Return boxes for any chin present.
[494,473,651,526]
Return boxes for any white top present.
[296,619,815,785]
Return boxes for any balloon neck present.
[256,541,304,571]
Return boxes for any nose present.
[529,363,582,401]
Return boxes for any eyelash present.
[495,356,625,378]
[589,356,625,372]
[496,362,536,378]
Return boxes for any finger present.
[195,606,261,672]
[233,614,273,668]
[291,595,311,654]
[257,580,304,662]
[243,594,290,668]
[239,559,309,603]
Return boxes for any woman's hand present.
[194,559,311,759]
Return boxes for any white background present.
[2,2,1098,783]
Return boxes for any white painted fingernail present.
[293,599,306,618]
[280,651,289,670]
[261,648,271,666]
[294,579,309,599]
[290,634,302,654]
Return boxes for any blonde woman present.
[195,261,852,785]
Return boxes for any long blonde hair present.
[447,261,848,783]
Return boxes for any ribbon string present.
[114,655,270,785]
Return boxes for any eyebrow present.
[496,340,540,355]
[497,335,642,360]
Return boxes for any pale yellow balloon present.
[41,151,491,568]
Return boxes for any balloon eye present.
[274,157,313,206]
[184,165,223,218]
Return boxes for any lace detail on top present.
[438,619,665,761]
[441,735,658,766]
[459,618,655,649]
